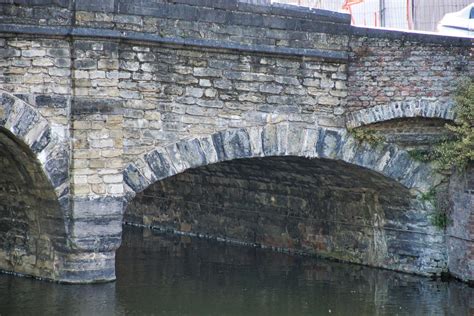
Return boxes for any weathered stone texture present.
[72,114,124,198]
[73,6,350,53]
[0,37,72,128]
[0,0,72,26]
[350,117,454,150]
[0,129,64,280]
[115,44,346,164]
[448,165,474,284]
[347,35,472,110]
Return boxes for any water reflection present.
[0,225,472,315]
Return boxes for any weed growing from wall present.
[419,187,451,230]
[407,149,432,162]
[348,128,384,146]
[406,79,473,171]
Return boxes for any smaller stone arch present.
[345,100,456,129]
[124,123,443,200]
[0,90,69,198]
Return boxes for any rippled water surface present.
[0,226,472,315]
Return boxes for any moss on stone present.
[418,186,451,230]
[348,127,384,146]
[407,149,432,162]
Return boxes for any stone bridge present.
[0,0,472,284]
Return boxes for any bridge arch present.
[345,100,456,129]
[0,90,69,197]
[123,123,447,276]
[124,123,442,199]
[0,90,69,280]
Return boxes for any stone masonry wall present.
[347,33,472,111]
[115,43,346,164]
[448,164,474,284]
[0,35,71,129]
[74,1,350,53]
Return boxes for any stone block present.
[145,149,176,181]
[75,0,114,12]
[176,138,207,169]
[74,59,97,69]
[219,129,252,160]
[123,164,151,193]
[316,128,342,159]
[44,149,69,188]
[36,95,68,108]
[198,135,219,165]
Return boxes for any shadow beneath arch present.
[0,127,66,279]
[124,155,446,277]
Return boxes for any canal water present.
[0,225,472,315]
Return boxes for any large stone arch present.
[345,100,456,129]
[123,123,447,277]
[124,123,443,199]
[0,90,70,280]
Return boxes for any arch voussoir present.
[315,127,344,159]
[286,123,307,156]
[124,124,441,198]
[345,100,456,129]
[0,92,15,126]
[0,90,70,197]
[262,123,289,157]
[213,128,253,161]
[145,148,176,182]
[1,91,52,147]
[247,126,265,157]
[3,99,48,149]
[300,127,320,157]
[123,162,153,197]
[381,149,418,182]
[197,134,220,165]
[341,137,386,169]
[26,120,51,153]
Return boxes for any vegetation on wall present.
[433,78,474,170]
[407,149,432,162]
[409,78,474,171]
[347,80,473,229]
[430,211,450,230]
[411,79,473,230]
[419,187,451,230]
[348,128,384,145]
